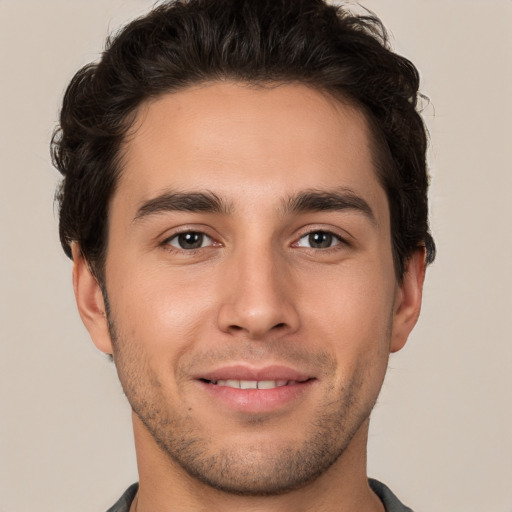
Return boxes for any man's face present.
[76,82,423,495]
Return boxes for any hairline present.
[90,78,401,285]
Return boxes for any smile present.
[198,373,315,414]
[207,379,301,389]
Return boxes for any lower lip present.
[198,380,315,414]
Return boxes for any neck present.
[131,414,384,512]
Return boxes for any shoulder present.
[105,483,138,512]
[369,479,415,512]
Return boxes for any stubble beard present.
[104,295,386,496]
[136,380,366,496]
[131,375,369,496]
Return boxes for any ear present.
[71,244,113,355]
[390,248,426,353]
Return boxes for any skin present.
[73,82,425,512]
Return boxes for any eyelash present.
[294,230,347,250]
[162,230,216,251]
[161,227,349,254]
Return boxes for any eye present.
[166,231,213,250]
[296,230,343,249]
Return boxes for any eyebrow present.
[133,191,231,222]
[132,188,376,225]
[285,189,376,224]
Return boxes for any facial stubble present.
[103,292,390,496]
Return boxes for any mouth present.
[195,367,315,413]
[201,378,309,390]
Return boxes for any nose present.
[217,246,300,340]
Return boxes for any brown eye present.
[167,232,211,249]
[296,231,342,249]
[309,231,333,248]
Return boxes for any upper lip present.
[196,365,313,383]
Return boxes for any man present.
[52,0,435,510]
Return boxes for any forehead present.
[115,81,385,216]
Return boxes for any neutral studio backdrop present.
[1,1,511,511]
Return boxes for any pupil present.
[309,231,332,248]
[179,232,203,249]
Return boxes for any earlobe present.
[71,244,114,355]
[390,248,426,353]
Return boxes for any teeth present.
[257,380,278,389]
[240,380,257,389]
[214,379,292,389]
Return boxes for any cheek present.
[299,263,395,361]
[107,274,216,404]
[107,261,218,357]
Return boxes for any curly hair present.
[52,0,436,281]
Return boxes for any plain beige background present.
[1,1,511,511]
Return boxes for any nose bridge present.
[217,237,299,339]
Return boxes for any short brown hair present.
[52,0,436,281]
